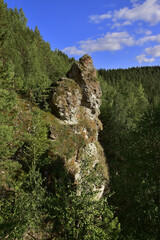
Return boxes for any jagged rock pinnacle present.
[49,55,108,200]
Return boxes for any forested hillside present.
[0,1,119,239]
[98,68,160,240]
[99,67,160,104]
[0,0,159,239]
[0,0,75,104]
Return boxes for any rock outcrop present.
[50,54,108,200]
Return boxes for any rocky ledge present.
[50,55,108,200]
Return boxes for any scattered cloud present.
[79,32,135,52]
[65,0,160,66]
[135,28,152,35]
[63,46,86,56]
[130,0,143,7]
[89,13,112,24]
[130,0,140,2]
[64,32,160,56]
[145,30,152,36]
[90,0,160,26]
[136,44,160,64]
[137,34,160,45]
[113,0,160,25]
[111,21,132,29]
[136,54,155,63]
[145,45,160,57]
[63,32,135,55]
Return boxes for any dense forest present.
[98,67,160,239]
[0,0,159,239]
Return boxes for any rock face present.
[50,55,108,200]
[50,78,82,124]
[67,55,101,116]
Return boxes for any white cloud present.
[113,0,160,25]
[130,0,139,2]
[145,30,152,35]
[111,21,132,29]
[145,45,160,57]
[137,34,160,45]
[63,31,160,60]
[136,44,160,64]
[63,32,135,55]
[63,46,86,56]
[79,32,134,52]
[89,13,112,24]
[136,54,155,63]
[90,0,160,26]
[130,0,143,7]
[135,28,152,35]
[123,21,132,26]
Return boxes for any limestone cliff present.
[49,55,108,200]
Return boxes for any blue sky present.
[5,0,160,69]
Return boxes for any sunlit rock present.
[50,55,109,200]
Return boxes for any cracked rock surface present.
[50,55,108,200]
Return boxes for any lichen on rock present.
[67,54,101,116]
[49,54,109,200]
[50,77,82,124]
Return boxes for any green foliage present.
[50,124,85,159]
[109,106,160,240]
[0,1,75,104]
[98,66,160,104]
[0,89,19,189]
[98,68,160,240]
[0,89,16,157]
[22,109,49,164]
[46,181,120,240]
[99,74,148,160]
[0,165,46,239]
[0,108,49,239]
[0,88,17,119]
[120,106,160,240]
